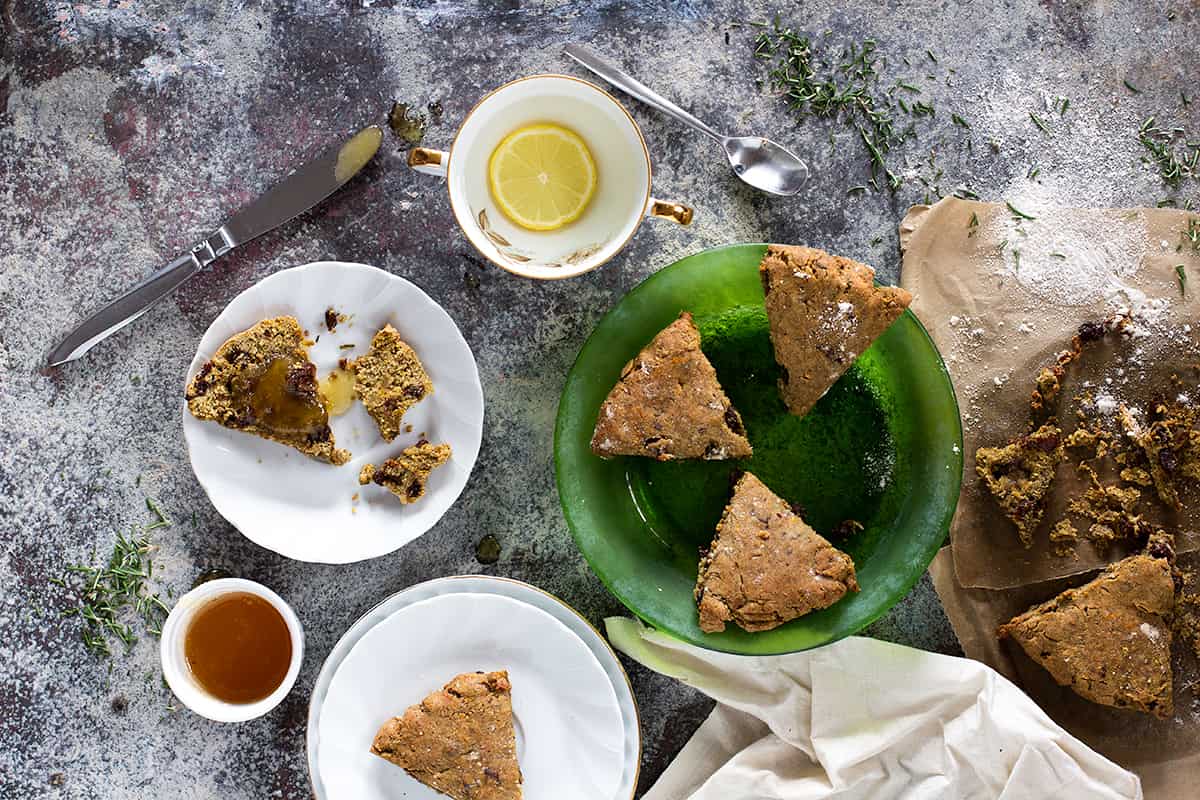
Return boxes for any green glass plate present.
[554,243,963,654]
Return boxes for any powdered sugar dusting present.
[984,204,1150,307]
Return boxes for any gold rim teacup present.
[409,74,693,280]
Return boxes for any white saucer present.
[181,261,484,563]
[307,576,640,799]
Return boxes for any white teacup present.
[409,74,692,280]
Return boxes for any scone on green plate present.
[359,440,451,504]
[185,316,350,465]
[350,324,433,442]
[759,245,911,418]
[591,311,752,461]
[370,670,522,800]
[695,471,858,633]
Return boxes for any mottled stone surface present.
[1,1,1196,798]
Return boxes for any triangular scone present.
[591,312,752,461]
[975,423,1063,547]
[998,552,1174,718]
[370,670,522,800]
[350,324,433,442]
[359,441,452,504]
[185,316,350,465]
[695,472,858,633]
[759,245,912,417]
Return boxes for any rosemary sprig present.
[1029,113,1051,135]
[57,500,171,657]
[1176,264,1188,296]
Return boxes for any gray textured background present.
[2,1,1196,797]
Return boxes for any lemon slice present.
[488,124,597,231]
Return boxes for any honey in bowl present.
[184,592,292,705]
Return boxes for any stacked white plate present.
[307,576,641,799]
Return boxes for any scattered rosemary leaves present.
[967,211,979,236]
[54,499,172,658]
[753,23,927,191]
[1138,117,1200,187]
[1123,78,1141,94]
[1176,264,1187,296]
[1029,113,1051,135]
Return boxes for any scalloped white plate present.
[182,261,484,563]
[315,587,627,799]
[307,576,640,800]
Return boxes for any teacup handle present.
[647,199,693,226]
[408,147,448,178]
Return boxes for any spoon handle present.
[564,45,726,143]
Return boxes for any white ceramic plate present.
[307,576,640,800]
[182,261,484,563]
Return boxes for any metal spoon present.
[564,45,809,197]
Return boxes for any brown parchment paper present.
[900,198,1200,590]
[929,546,1200,799]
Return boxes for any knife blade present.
[46,125,384,368]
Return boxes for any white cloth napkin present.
[605,619,1141,800]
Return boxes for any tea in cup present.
[409,74,692,280]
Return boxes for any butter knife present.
[47,125,384,367]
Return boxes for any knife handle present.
[46,230,232,367]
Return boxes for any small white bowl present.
[160,577,304,722]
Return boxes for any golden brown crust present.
[695,472,858,633]
[185,316,350,465]
[350,324,433,443]
[975,423,1063,547]
[590,312,752,461]
[359,441,452,504]
[759,245,912,418]
[370,670,522,800]
[998,553,1174,718]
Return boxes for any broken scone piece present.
[591,311,752,461]
[998,548,1175,718]
[350,324,433,442]
[359,441,451,504]
[371,670,522,800]
[185,316,350,465]
[695,472,858,633]
[975,423,1063,548]
[759,245,912,418]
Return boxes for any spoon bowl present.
[724,136,810,196]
